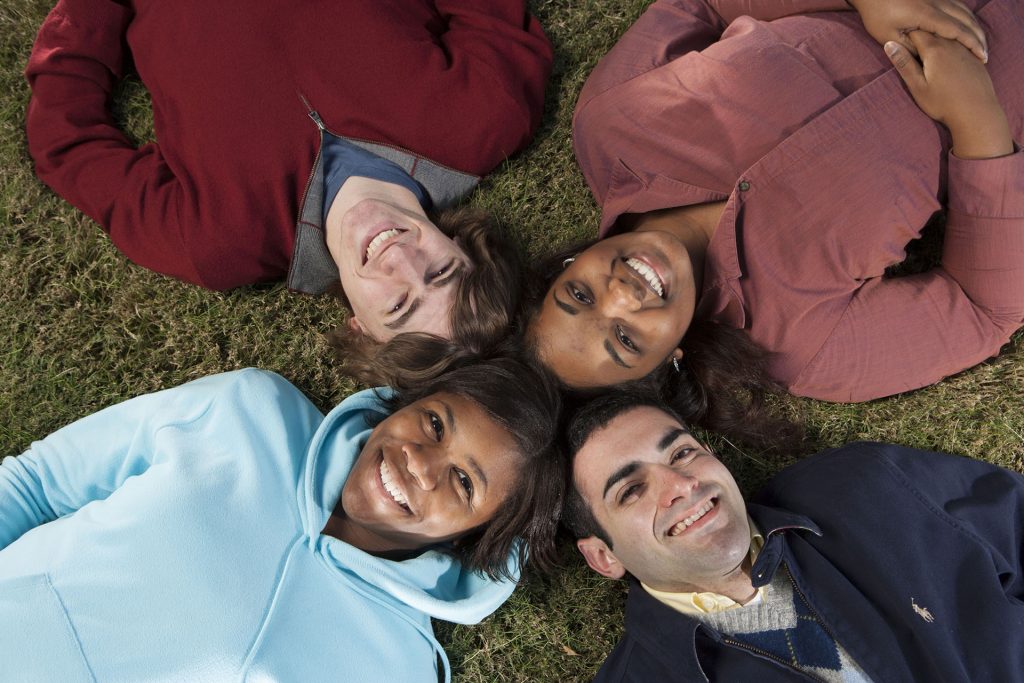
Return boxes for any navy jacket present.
[593,442,1024,682]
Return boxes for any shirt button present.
[738,180,751,191]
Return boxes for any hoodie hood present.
[297,388,518,625]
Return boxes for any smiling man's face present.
[332,198,470,342]
[336,392,518,554]
[573,406,750,594]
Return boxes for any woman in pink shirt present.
[526,0,1023,447]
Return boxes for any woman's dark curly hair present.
[377,355,564,582]
[522,240,802,453]
[328,206,523,391]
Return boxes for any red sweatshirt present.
[25,0,552,290]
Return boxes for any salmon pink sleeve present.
[790,150,1024,402]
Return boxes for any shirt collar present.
[641,516,765,615]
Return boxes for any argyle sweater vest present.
[697,569,873,683]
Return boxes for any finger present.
[885,41,926,90]
[942,0,988,48]
[926,5,988,62]
[907,28,940,54]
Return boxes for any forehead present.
[574,406,682,493]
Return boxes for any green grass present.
[1,1,1021,681]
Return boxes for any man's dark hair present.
[562,392,684,549]
[328,206,524,390]
[522,240,803,453]
[382,355,564,581]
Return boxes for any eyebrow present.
[552,291,579,316]
[603,461,640,500]
[384,298,421,330]
[384,265,466,332]
[601,426,691,499]
[658,427,689,451]
[443,401,456,436]
[604,340,631,369]
[467,456,488,497]
[429,262,465,289]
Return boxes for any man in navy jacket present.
[564,393,1024,682]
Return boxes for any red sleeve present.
[24,0,219,287]
[417,1,553,175]
[790,150,1024,402]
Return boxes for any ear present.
[347,316,366,335]
[671,348,684,361]
[577,536,626,580]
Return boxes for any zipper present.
[296,92,476,177]
[718,562,831,683]
[721,637,825,682]
[295,94,326,232]
[784,565,840,644]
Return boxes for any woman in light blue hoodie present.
[0,358,563,682]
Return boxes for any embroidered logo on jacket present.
[911,598,934,623]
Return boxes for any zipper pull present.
[296,92,325,131]
[308,109,325,131]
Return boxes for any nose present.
[378,242,425,279]
[656,466,698,508]
[403,441,441,491]
[603,277,643,314]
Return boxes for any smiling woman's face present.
[529,231,698,388]
[336,392,519,554]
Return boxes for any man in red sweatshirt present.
[25,0,552,344]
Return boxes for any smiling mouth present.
[364,228,405,264]
[667,498,716,536]
[624,257,665,298]
[379,459,411,512]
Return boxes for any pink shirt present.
[573,0,1024,402]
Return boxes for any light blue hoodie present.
[0,369,517,682]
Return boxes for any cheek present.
[648,309,693,350]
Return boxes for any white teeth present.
[668,499,714,536]
[625,257,665,298]
[380,461,409,508]
[365,229,402,261]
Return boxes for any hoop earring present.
[562,256,576,268]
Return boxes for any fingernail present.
[884,41,899,58]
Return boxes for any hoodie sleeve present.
[23,0,229,288]
[0,370,302,551]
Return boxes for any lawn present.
[1,1,1021,681]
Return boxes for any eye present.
[567,282,593,305]
[427,412,444,441]
[670,447,696,465]
[616,325,639,353]
[619,482,643,504]
[389,293,408,315]
[429,261,455,281]
[455,469,474,498]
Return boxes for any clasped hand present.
[848,0,988,62]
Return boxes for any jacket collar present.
[746,504,820,588]
[620,504,820,678]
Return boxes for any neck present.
[628,201,725,297]
[321,510,419,560]
[649,554,756,603]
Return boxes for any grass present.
[1,1,1021,681]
